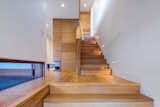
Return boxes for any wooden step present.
[81,55,104,59]
[81,48,100,52]
[81,44,98,48]
[81,59,106,65]
[81,64,108,70]
[81,52,102,56]
[81,45,99,49]
[81,59,106,64]
[81,40,97,45]
[82,36,95,41]
[81,70,111,76]
[44,94,153,107]
[49,82,140,95]
[81,50,100,54]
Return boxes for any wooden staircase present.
[80,37,111,75]
[43,36,153,107]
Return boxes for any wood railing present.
[76,24,83,75]
[76,39,81,75]
[0,58,44,64]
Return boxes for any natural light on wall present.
[91,0,111,36]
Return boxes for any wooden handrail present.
[0,58,44,64]
[76,39,81,75]
[76,23,82,75]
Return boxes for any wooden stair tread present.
[81,56,104,58]
[81,64,106,66]
[49,80,140,94]
[81,62,106,65]
[81,58,105,61]
[81,64,107,70]
[81,70,110,72]
[44,94,153,103]
[81,44,98,47]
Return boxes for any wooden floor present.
[0,71,152,107]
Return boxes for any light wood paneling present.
[0,78,49,107]
[76,39,81,75]
[80,12,90,34]
[53,20,62,61]
[53,19,78,72]
[16,86,49,107]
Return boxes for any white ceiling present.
[80,0,94,12]
[46,0,79,19]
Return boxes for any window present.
[0,61,44,91]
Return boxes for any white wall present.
[46,0,79,19]
[92,0,160,107]
[0,0,79,62]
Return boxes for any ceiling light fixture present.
[60,3,65,7]
[42,2,47,10]
[46,23,49,28]
[83,3,87,7]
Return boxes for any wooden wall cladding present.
[16,86,49,107]
[53,19,78,72]
[80,12,90,34]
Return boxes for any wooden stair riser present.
[81,41,97,45]
[81,64,108,70]
[44,94,153,107]
[44,102,152,107]
[81,71,111,76]
[81,48,100,53]
[81,44,99,48]
[81,56,104,59]
[81,66,108,70]
[81,60,106,65]
[49,83,140,95]
[81,52,102,56]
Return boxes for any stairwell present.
[80,36,111,76]
[43,37,153,107]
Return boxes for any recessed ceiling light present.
[42,2,47,10]
[102,45,105,48]
[61,3,65,7]
[83,3,87,7]
[46,23,49,28]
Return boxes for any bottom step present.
[44,94,153,107]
